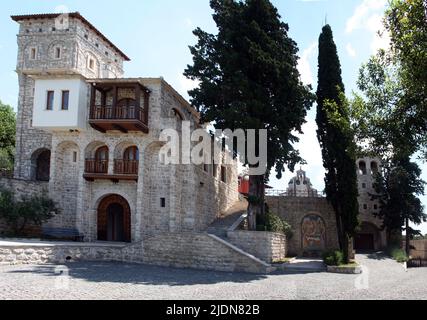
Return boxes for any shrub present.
[323,250,344,266]
[264,213,293,239]
[389,248,409,263]
[0,188,60,236]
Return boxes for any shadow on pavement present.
[6,262,269,286]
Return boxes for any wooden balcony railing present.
[85,159,109,174]
[90,105,146,123]
[114,160,139,175]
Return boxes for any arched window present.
[124,146,139,161]
[121,146,139,174]
[359,161,367,175]
[94,146,109,173]
[371,161,379,175]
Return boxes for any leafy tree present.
[372,158,426,255]
[184,0,313,229]
[0,188,60,236]
[0,100,16,171]
[316,25,359,263]
[351,54,427,254]
[384,0,427,158]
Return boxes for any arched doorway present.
[97,195,131,242]
[355,222,380,252]
[31,149,51,181]
[301,215,326,256]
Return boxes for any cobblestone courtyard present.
[0,254,426,300]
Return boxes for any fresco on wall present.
[302,215,326,252]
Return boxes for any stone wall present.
[142,232,271,273]
[410,240,427,259]
[227,230,286,263]
[266,196,340,257]
[0,232,273,274]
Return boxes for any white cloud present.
[178,73,199,98]
[298,42,317,86]
[346,0,386,33]
[346,0,390,54]
[346,43,357,57]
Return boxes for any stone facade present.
[356,157,387,251]
[267,159,388,257]
[227,230,286,263]
[5,13,239,244]
[266,196,340,257]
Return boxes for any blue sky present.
[0,0,426,233]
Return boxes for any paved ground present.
[0,253,426,300]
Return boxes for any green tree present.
[316,25,359,263]
[0,188,60,236]
[384,0,427,158]
[351,54,426,254]
[184,0,313,229]
[0,100,16,171]
[372,158,426,255]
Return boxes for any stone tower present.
[11,12,128,180]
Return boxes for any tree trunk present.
[247,174,265,231]
[342,234,350,264]
[405,218,411,256]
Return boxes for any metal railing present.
[265,189,326,198]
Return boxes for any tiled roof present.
[11,12,130,61]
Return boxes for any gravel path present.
[0,254,426,300]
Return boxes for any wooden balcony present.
[114,160,139,175]
[88,81,150,134]
[83,159,139,182]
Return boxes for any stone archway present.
[301,214,327,256]
[355,222,381,252]
[97,195,131,242]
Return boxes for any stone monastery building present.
[8,12,239,243]
[0,12,388,273]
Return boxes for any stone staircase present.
[206,200,248,238]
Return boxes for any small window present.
[362,183,367,189]
[73,152,77,163]
[105,51,109,56]
[160,198,166,208]
[221,166,227,183]
[30,47,37,60]
[89,58,95,70]
[51,27,55,31]
[95,43,99,48]
[55,47,61,59]
[84,34,89,39]
[204,164,209,172]
[39,28,43,32]
[363,204,368,210]
[61,90,69,110]
[46,91,54,110]
[374,204,378,210]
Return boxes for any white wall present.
[33,78,88,130]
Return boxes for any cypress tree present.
[316,25,359,262]
[185,0,313,229]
